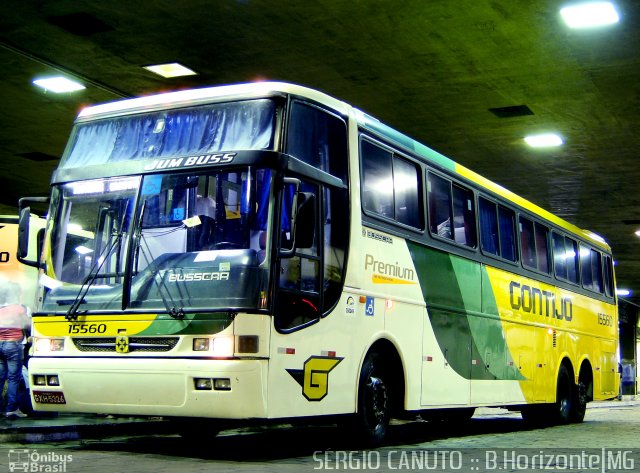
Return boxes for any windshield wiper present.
[65,232,123,321]
[66,203,130,321]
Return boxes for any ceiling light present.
[616,289,631,297]
[32,76,85,93]
[524,133,564,148]
[143,63,198,78]
[560,2,620,28]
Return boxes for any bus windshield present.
[41,168,273,315]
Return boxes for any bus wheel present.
[570,379,587,423]
[552,365,573,425]
[353,354,391,445]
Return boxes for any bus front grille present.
[72,337,179,352]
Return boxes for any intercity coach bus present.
[19,82,618,443]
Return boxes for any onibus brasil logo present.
[8,449,72,472]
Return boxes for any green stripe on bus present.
[407,242,524,381]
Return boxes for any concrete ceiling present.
[1,0,639,303]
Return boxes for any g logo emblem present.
[287,356,343,401]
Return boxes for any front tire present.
[352,353,391,445]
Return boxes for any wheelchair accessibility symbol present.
[365,296,375,316]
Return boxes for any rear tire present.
[570,379,587,423]
[552,364,573,425]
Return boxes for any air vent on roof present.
[488,105,534,118]
[17,152,58,162]
[46,12,113,36]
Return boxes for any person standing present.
[0,281,31,418]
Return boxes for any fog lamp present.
[194,378,212,390]
[47,375,60,386]
[213,378,231,391]
[33,375,47,386]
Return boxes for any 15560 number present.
[68,323,107,334]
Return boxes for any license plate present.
[33,391,66,404]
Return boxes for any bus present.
[20,82,618,443]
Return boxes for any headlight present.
[34,338,65,353]
[211,336,234,357]
[192,338,210,351]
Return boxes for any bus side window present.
[603,254,614,297]
[479,197,499,255]
[428,173,452,239]
[552,232,568,279]
[534,222,550,273]
[497,205,516,261]
[565,237,579,284]
[361,140,393,218]
[519,217,536,269]
[580,245,594,290]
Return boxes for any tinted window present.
[519,217,536,269]
[579,245,605,293]
[603,255,614,297]
[498,206,517,262]
[553,232,567,279]
[535,223,550,273]
[479,198,498,255]
[428,173,476,247]
[394,157,422,228]
[452,185,476,247]
[362,141,393,218]
[580,246,593,290]
[566,238,579,284]
[553,232,579,284]
[287,102,348,183]
[361,139,423,229]
[428,173,452,239]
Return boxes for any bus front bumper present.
[28,356,268,419]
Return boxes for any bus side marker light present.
[425,356,433,362]
[359,296,367,304]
